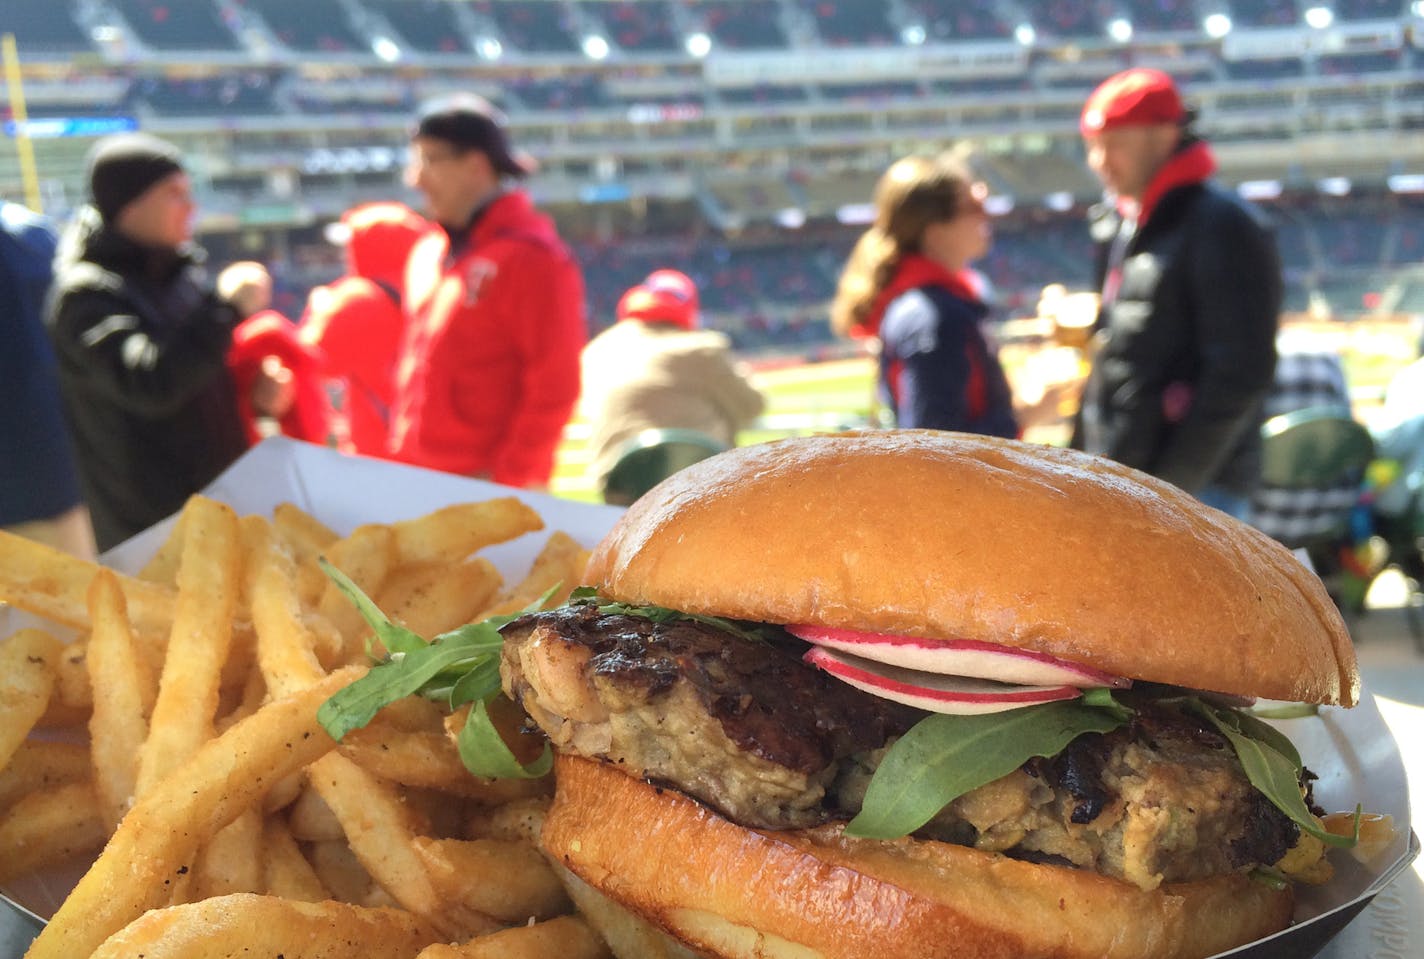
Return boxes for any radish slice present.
[804,646,1081,715]
[788,625,1128,689]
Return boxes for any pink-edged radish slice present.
[804,646,1081,715]
[788,625,1128,689]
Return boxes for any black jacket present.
[1072,177,1280,497]
[45,207,247,550]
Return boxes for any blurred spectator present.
[1071,69,1279,519]
[1250,348,1362,546]
[223,260,326,446]
[391,94,586,488]
[0,201,96,558]
[45,133,283,550]
[581,269,765,502]
[300,202,432,456]
[830,152,1018,437]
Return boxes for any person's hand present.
[217,261,273,319]
[251,355,296,420]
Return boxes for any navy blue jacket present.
[0,203,83,526]
[879,284,1018,438]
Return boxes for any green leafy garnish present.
[1249,702,1321,720]
[456,699,553,779]
[1189,701,1358,848]
[315,565,557,779]
[1248,867,1290,891]
[567,586,777,644]
[846,699,1128,839]
[1080,686,1135,722]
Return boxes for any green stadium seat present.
[1259,406,1375,491]
[602,429,728,506]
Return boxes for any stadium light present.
[836,202,876,226]
[901,24,926,46]
[1014,23,1036,46]
[776,207,806,229]
[371,36,400,63]
[1304,5,1334,29]
[1414,1,1424,17]
[686,32,712,58]
[1044,191,1075,212]
[1203,13,1232,38]
[1317,177,1351,196]
[1107,18,1133,43]
[984,195,1015,216]
[476,36,503,60]
[1238,179,1283,200]
[582,34,611,60]
[1387,173,1424,194]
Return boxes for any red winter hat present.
[1080,68,1186,136]
[617,269,700,330]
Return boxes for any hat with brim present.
[1080,68,1186,136]
[414,94,535,178]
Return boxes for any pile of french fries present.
[0,495,610,959]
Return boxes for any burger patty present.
[499,604,920,829]
[500,606,1305,889]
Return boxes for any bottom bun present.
[542,755,1295,959]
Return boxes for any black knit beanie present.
[87,133,185,224]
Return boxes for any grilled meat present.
[501,605,1305,890]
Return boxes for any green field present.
[550,357,878,502]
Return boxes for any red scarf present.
[852,253,981,339]
[1132,140,1217,227]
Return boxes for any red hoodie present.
[227,309,332,446]
[389,190,586,486]
[301,202,431,455]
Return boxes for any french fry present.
[87,570,151,828]
[261,769,306,814]
[465,797,552,844]
[376,558,503,641]
[135,497,242,796]
[252,536,327,698]
[238,513,275,618]
[0,528,175,632]
[24,667,363,959]
[0,740,91,809]
[137,504,190,585]
[319,523,396,653]
[262,815,330,902]
[414,916,611,959]
[88,893,443,959]
[341,725,546,803]
[0,628,63,768]
[274,501,339,556]
[287,785,347,842]
[481,531,590,618]
[412,836,572,923]
[390,498,543,567]
[308,838,377,904]
[0,780,106,884]
[53,639,93,716]
[193,808,265,899]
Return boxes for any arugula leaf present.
[1081,686,1135,722]
[1190,702,1357,848]
[1249,702,1321,721]
[318,557,426,655]
[456,698,553,779]
[567,588,776,644]
[846,700,1127,840]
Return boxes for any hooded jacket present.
[45,206,247,550]
[389,189,585,487]
[1071,140,1280,497]
[859,254,1018,438]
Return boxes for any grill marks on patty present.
[500,605,1309,889]
[499,604,919,828]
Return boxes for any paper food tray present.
[1,437,1417,959]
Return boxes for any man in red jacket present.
[390,94,586,488]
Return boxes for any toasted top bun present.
[544,754,1296,959]
[587,431,1358,706]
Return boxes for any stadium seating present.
[366,0,470,54]
[240,0,369,52]
[480,0,584,53]
[718,84,810,105]
[113,0,241,51]
[8,0,94,52]
[132,74,280,117]
[904,0,1011,41]
[1334,0,1408,21]
[1228,0,1301,28]
[1026,0,1105,38]
[685,1,790,49]
[585,1,684,53]
[1119,0,1201,33]
[797,1,898,47]
[510,73,612,111]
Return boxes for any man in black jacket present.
[46,133,282,550]
[1071,69,1279,520]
